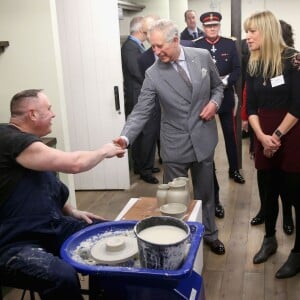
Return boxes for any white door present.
[54,0,130,189]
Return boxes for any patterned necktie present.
[175,61,192,89]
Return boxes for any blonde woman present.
[245,11,300,278]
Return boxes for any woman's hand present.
[259,133,281,152]
[262,133,281,158]
[263,148,276,158]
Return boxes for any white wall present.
[169,0,188,32]
[0,0,76,204]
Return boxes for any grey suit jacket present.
[121,47,224,163]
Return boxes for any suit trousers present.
[131,102,160,176]
[163,157,218,242]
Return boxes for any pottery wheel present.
[90,235,138,265]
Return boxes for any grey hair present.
[10,89,43,117]
[129,16,144,34]
[149,19,179,43]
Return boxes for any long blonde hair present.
[243,11,286,79]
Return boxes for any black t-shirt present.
[0,124,41,207]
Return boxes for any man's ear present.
[28,109,37,121]
[173,36,179,44]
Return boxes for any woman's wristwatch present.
[274,129,284,139]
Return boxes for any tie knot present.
[192,32,197,39]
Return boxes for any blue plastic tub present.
[60,220,204,288]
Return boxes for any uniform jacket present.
[121,46,224,163]
[194,36,241,113]
[121,37,144,116]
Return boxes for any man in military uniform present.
[194,11,245,185]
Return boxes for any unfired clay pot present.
[166,180,189,206]
[156,184,169,207]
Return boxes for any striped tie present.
[175,61,192,89]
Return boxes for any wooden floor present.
[3,126,300,299]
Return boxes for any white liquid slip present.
[138,225,187,245]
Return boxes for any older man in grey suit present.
[115,19,225,254]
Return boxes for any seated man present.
[0,89,124,300]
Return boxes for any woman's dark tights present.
[258,169,281,237]
[284,172,300,252]
[257,169,293,226]
[259,170,300,252]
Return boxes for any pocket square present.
[201,68,207,78]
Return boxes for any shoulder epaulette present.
[221,36,237,41]
[192,36,204,42]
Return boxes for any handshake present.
[113,137,128,158]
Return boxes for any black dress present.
[246,48,300,171]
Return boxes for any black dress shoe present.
[283,223,294,235]
[152,167,160,173]
[205,239,225,255]
[253,236,277,264]
[140,174,159,184]
[215,203,225,218]
[229,170,245,184]
[242,130,250,139]
[133,169,140,175]
[250,215,265,226]
[276,252,300,279]
[283,216,294,235]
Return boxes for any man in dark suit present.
[137,17,162,167]
[121,16,146,117]
[121,16,159,184]
[180,9,204,41]
[194,11,245,184]
[115,19,226,255]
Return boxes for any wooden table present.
[115,197,203,274]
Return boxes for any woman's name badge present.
[271,75,284,87]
